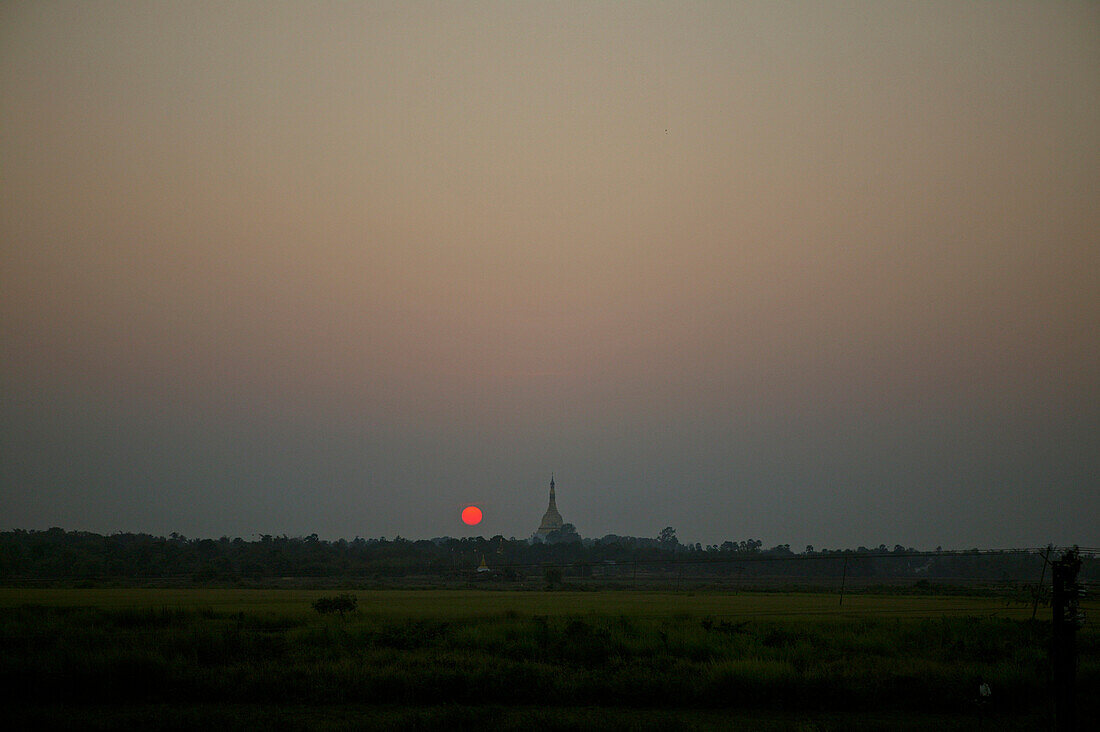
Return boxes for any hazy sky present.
[2,1,1097,548]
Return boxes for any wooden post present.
[839,555,849,607]
[1031,545,1051,621]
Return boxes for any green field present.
[2,588,1096,730]
[0,587,1050,618]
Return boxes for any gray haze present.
[2,2,1098,548]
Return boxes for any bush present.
[544,567,563,589]
[312,593,357,616]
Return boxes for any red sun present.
[461,505,483,526]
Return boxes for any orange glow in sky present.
[1,2,1097,548]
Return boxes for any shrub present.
[312,593,358,617]
[544,567,563,589]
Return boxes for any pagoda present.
[535,474,564,539]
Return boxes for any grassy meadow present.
[2,588,1096,730]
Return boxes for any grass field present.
[0,586,1056,618]
[2,588,1096,730]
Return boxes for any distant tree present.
[658,527,678,547]
[546,524,581,544]
[544,566,563,589]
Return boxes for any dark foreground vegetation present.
[1,589,1097,730]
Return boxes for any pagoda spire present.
[536,473,564,538]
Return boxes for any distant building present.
[535,474,564,539]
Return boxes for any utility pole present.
[839,555,849,607]
[1052,547,1083,732]
[1032,544,1052,621]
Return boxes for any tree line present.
[1,527,1092,588]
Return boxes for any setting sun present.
[461,506,482,526]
